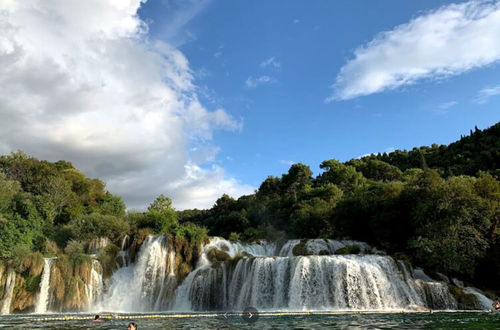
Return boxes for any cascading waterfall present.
[35,258,54,314]
[82,236,491,312]
[463,287,493,309]
[173,238,460,311]
[85,260,104,309]
[100,235,176,312]
[0,269,16,314]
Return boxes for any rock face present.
[0,237,492,314]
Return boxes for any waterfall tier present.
[100,235,177,312]
[174,254,457,311]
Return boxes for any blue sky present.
[139,0,500,187]
[1,0,499,209]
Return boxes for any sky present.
[0,0,499,210]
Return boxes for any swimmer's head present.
[94,315,100,320]
[128,322,138,330]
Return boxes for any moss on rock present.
[335,245,361,255]
[206,248,231,268]
[292,240,311,256]
[449,285,479,309]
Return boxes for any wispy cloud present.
[245,75,274,88]
[280,160,295,166]
[260,56,281,69]
[474,85,500,104]
[155,0,211,47]
[438,101,458,110]
[329,0,500,101]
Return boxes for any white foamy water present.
[0,269,16,314]
[100,235,176,312]
[35,258,54,314]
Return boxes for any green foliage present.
[206,248,231,266]
[148,194,173,213]
[316,160,365,193]
[228,232,240,242]
[347,159,403,182]
[24,274,42,293]
[292,240,310,256]
[97,243,120,278]
[99,193,126,217]
[335,245,361,255]
[174,222,208,247]
[66,213,130,243]
[448,285,480,309]
[64,240,84,257]
[361,123,500,177]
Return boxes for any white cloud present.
[245,75,273,88]
[260,56,281,69]
[0,0,253,210]
[279,160,295,166]
[330,0,500,101]
[438,101,458,110]
[356,147,395,159]
[474,85,500,103]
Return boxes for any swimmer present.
[92,314,103,322]
[492,300,500,311]
[128,322,138,330]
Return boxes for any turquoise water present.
[0,312,499,329]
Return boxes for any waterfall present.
[118,235,131,267]
[173,239,456,312]
[0,269,16,314]
[88,236,483,313]
[35,258,54,314]
[100,235,176,312]
[463,287,493,310]
[85,260,104,309]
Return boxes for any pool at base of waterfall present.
[1,311,499,329]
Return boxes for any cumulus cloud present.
[245,75,273,88]
[474,85,500,103]
[330,0,500,101]
[0,0,253,209]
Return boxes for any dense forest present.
[0,123,499,299]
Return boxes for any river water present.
[0,312,499,329]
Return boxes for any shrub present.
[335,245,361,255]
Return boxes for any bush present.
[228,232,240,242]
[67,213,130,242]
[335,245,361,255]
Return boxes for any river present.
[0,311,499,329]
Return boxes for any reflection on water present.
[0,312,499,329]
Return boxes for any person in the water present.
[127,322,138,330]
[92,315,102,322]
[493,300,500,311]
